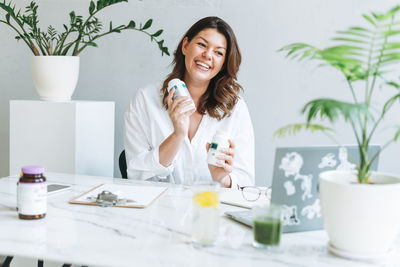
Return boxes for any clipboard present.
[69,183,168,208]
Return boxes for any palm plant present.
[274,6,400,184]
[0,0,169,56]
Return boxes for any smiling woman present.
[124,16,254,188]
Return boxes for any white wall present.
[1,0,400,185]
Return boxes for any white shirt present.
[123,82,255,188]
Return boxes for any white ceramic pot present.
[319,170,400,258]
[31,56,79,101]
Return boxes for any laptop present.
[225,145,380,233]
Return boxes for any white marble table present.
[0,173,399,267]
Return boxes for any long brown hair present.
[161,16,242,120]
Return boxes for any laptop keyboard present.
[225,210,253,227]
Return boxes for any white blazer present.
[123,82,255,188]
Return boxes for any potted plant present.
[0,0,170,101]
[275,6,400,259]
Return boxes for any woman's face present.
[182,28,227,86]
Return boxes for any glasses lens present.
[242,187,260,201]
[264,187,272,200]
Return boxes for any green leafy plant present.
[0,0,170,56]
[275,6,400,184]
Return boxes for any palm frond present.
[382,93,400,115]
[336,29,372,40]
[278,43,321,61]
[273,123,334,139]
[302,99,372,123]
[385,80,400,90]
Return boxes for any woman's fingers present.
[228,139,235,150]
[171,96,190,113]
[216,160,233,172]
[175,99,194,114]
[183,105,196,116]
[217,154,233,164]
[220,140,235,157]
[167,88,175,109]
[220,148,235,159]
[205,142,210,152]
[216,138,235,170]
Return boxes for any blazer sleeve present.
[229,99,255,188]
[123,89,174,180]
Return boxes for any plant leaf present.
[273,123,334,138]
[382,93,400,115]
[96,0,127,11]
[85,42,97,47]
[127,20,135,29]
[386,81,400,89]
[152,29,163,37]
[89,1,95,15]
[162,47,170,56]
[142,19,152,30]
[394,126,400,142]
[362,14,377,26]
[278,43,321,61]
[302,99,371,124]
[384,30,400,37]
[332,37,368,44]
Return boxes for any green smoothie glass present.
[252,205,282,249]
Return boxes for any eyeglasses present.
[237,185,271,202]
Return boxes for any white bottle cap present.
[168,78,185,92]
[214,130,229,138]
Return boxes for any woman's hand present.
[206,139,235,187]
[167,88,195,138]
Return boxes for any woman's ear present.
[181,37,189,56]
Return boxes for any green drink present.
[252,205,282,249]
[254,217,281,246]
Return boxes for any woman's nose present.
[202,49,212,59]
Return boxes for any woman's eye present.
[216,51,224,56]
[197,42,206,48]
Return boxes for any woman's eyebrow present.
[198,36,226,50]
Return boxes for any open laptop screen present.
[271,145,380,233]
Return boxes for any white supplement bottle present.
[207,131,230,166]
[167,78,196,113]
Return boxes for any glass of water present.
[191,181,220,247]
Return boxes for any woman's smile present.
[195,60,211,71]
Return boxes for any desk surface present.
[0,173,399,267]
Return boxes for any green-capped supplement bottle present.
[207,130,230,167]
[17,166,47,220]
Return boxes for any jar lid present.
[21,165,45,175]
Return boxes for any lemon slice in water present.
[194,191,219,208]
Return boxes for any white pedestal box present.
[10,100,115,177]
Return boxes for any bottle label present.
[207,139,229,166]
[210,143,218,150]
[17,182,47,215]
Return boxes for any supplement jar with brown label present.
[17,166,47,220]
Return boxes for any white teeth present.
[196,61,210,69]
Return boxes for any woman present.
[124,16,254,188]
